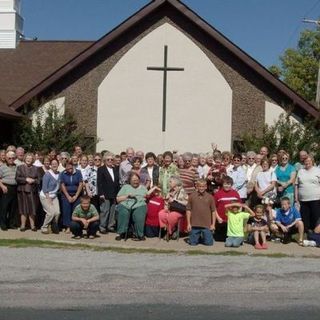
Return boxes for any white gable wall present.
[265,101,300,126]
[30,97,65,127]
[97,23,232,153]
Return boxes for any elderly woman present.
[227,154,247,202]
[158,176,188,239]
[197,153,207,179]
[78,155,89,181]
[84,153,102,211]
[177,155,184,169]
[179,152,199,195]
[16,153,40,231]
[255,159,277,203]
[159,151,179,197]
[275,152,296,205]
[130,156,150,187]
[60,160,83,233]
[269,154,279,173]
[207,154,226,193]
[295,156,320,233]
[140,152,159,188]
[246,151,262,207]
[38,156,50,177]
[58,152,70,173]
[39,159,61,234]
[222,151,233,171]
[116,172,148,241]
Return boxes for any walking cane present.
[124,195,137,241]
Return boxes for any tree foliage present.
[13,100,97,153]
[269,28,320,103]
[240,112,320,162]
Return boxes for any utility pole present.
[303,18,320,108]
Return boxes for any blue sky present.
[21,0,320,67]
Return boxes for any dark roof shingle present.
[0,40,93,106]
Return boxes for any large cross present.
[147,45,184,132]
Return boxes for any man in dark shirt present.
[186,179,217,246]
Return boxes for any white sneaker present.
[303,240,317,247]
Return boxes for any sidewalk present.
[1,229,319,257]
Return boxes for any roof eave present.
[8,0,320,119]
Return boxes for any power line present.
[303,0,320,19]
[272,0,320,66]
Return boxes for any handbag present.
[169,189,186,214]
[169,200,186,214]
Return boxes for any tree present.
[240,112,320,162]
[13,99,97,153]
[269,28,320,103]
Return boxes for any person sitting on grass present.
[224,202,254,248]
[246,205,269,249]
[70,195,100,239]
[186,179,217,246]
[274,197,304,245]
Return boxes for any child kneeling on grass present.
[246,205,269,249]
[224,202,254,248]
[274,197,304,245]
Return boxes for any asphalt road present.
[0,247,319,319]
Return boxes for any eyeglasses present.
[248,157,255,160]
[184,160,191,162]
[272,159,278,162]
[106,158,114,161]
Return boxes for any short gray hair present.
[247,151,256,158]
[182,152,193,161]
[103,152,114,162]
[6,151,15,158]
[60,151,70,159]
[170,175,182,187]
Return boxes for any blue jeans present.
[189,227,214,246]
[225,236,243,247]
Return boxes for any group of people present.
[0,144,319,248]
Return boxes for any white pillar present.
[0,0,24,48]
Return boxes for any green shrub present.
[13,99,97,153]
[240,112,320,162]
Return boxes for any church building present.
[0,0,318,153]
